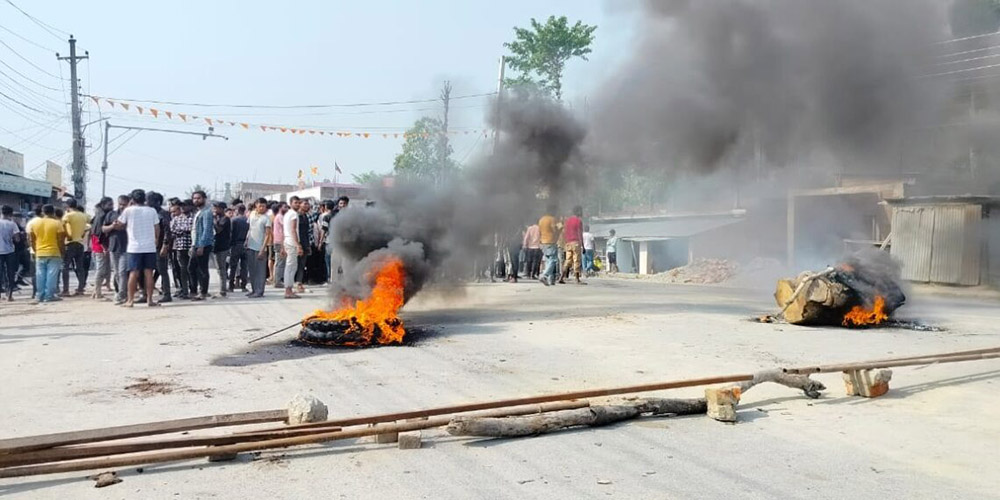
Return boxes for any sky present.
[0,0,637,202]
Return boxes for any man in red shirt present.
[561,205,585,284]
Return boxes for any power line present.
[0,57,61,91]
[935,30,1000,45]
[0,37,61,79]
[0,88,61,115]
[3,0,70,40]
[85,91,497,109]
[0,22,57,52]
[0,66,65,103]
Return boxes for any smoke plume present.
[590,0,951,175]
[328,91,587,303]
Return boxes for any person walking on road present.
[538,205,559,286]
[271,202,287,288]
[561,206,585,284]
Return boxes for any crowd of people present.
[0,190,351,305]
[495,205,620,286]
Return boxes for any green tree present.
[503,15,597,100]
[351,170,385,185]
[393,117,457,182]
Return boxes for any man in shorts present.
[115,189,161,307]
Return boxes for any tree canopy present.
[351,170,385,185]
[503,15,597,99]
[392,117,457,183]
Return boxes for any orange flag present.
[319,131,325,135]
[228,121,236,126]
[241,123,249,129]
[120,103,130,111]
[308,130,315,135]
[280,127,288,133]
[107,100,116,108]
[90,96,99,105]
[136,106,143,114]
[165,111,172,119]
[204,118,212,125]
[299,129,306,135]
[179,113,187,121]
[260,125,267,131]
[310,166,318,175]
[150,108,159,118]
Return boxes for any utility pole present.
[56,36,89,205]
[101,123,228,198]
[492,56,506,154]
[438,80,451,185]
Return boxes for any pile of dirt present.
[653,258,740,284]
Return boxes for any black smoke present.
[590,0,951,174]
[328,91,587,304]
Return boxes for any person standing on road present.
[606,229,619,273]
[103,195,130,305]
[0,205,20,302]
[169,201,194,299]
[318,200,335,281]
[90,197,113,300]
[212,202,232,298]
[561,206,585,284]
[538,205,559,286]
[522,222,541,280]
[228,204,249,292]
[582,224,595,276]
[271,202,287,288]
[245,198,273,298]
[296,199,314,289]
[115,189,161,308]
[27,204,65,303]
[147,191,172,304]
[60,198,90,296]
[281,196,302,299]
[189,190,214,301]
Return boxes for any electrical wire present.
[107,129,142,156]
[0,76,62,112]
[84,91,497,109]
[0,37,61,79]
[3,0,70,40]
[0,22,57,52]
[0,57,61,91]
[0,88,61,115]
[0,67,65,103]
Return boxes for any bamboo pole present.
[0,401,586,478]
[0,410,287,456]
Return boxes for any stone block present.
[398,430,422,449]
[843,369,892,398]
[705,387,741,422]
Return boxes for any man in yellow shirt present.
[538,204,560,286]
[28,204,65,303]
[61,198,90,296]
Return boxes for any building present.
[885,196,1000,287]
[234,182,299,202]
[264,181,371,205]
[590,210,747,274]
[0,146,56,215]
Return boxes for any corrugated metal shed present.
[888,198,992,286]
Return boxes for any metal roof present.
[590,217,743,239]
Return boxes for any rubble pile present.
[655,259,739,284]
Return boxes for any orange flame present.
[842,295,889,327]
[305,258,406,344]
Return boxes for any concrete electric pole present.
[56,36,89,205]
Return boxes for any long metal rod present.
[785,352,1000,375]
[0,410,287,456]
[247,321,300,344]
[0,401,587,478]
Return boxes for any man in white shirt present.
[281,196,303,299]
[582,224,595,275]
[114,189,161,307]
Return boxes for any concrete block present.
[286,395,328,424]
[398,430,422,449]
[843,369,892,398]
[705,387,740,422]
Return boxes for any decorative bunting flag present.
[241,123,249,129]
[179,113,187,121]
[150,108,159,118]
[165,111,172,119]
[136,105,144,114]
[120,102,129,111]
[260,125,267,131]
[204,117,212,125]
[90,95,99,105]
[310,166,318,175]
